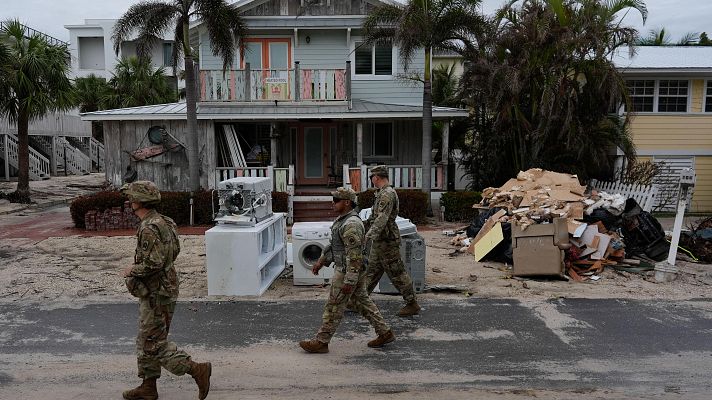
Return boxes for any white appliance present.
[206,213,287,296]
[358,208,417,237]
[373,233,426,294]
[214,176,273,226]
[292,221,334,285]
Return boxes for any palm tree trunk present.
[15,108,31,202]
[421,47,433,214]
[183,23,200,191]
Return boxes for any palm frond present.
[112,1,179,56]
[194,0,248,71]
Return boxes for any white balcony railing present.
[200,63,349,102]
[343,164,444,193]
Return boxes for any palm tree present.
[458,0,647,187]
[432,63,459,107]
[74,74,111,141]
[113,0,248,191]
[0,20,75,202]
[103,57,177,109]
[637,27,699,46]
[362,0,485,206]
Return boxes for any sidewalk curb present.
[0,198,74,216]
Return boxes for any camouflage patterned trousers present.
[364,238,416,304]
[316,269,390,344]
[136,296,192,379]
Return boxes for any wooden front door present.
[296,125,331,185]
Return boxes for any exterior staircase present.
[292,188,339,222]
[0,133,51,180]
[66,136,105,172]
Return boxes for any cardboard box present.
[512,218,568,276]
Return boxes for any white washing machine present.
[292,221,334,285]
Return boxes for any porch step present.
[293,200,338,222]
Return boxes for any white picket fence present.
[588,179,658,212]
[1,133,51,180]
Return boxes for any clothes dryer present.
[292,221,334,285]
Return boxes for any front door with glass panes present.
[296,125,333,185]
[242,39,291,100]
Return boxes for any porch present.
[214,164,445,223]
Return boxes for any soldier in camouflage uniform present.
[120,181,212,400]
[361,165,421,317]
[299,187,395,353]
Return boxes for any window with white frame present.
[354,41,392,76]
[705,81,712,112]
[657,80,688,112]
[363,122,394,157]
[626,80,654,112]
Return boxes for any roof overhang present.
[81,101,468,121]
[620,68,712,77]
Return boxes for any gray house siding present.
[351,80,423,105]
[242,0,374,16]
[294,30,348,69]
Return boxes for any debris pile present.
[680,217,712,263]
[451,168,670,282]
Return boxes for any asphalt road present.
[2,298,712,399]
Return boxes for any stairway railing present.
[89,137,105,172]
[55,137,91,175]
[0,133,51,180]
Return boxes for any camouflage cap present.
[120,180,161,205]
[331,186,357,203]
[370,165,389,178]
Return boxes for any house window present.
[367,122,393,157]
[354,41,392,76]
[626,80,654,112]
[657,80,688,112]
[705,81,712,112]
[162,43,173,67]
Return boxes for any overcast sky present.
[3,0,710,43]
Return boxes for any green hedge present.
[357,188,429,224]
[70,190,289,228]
[440,191,482,222]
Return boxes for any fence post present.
[294,61,301,102]
[360,164,368,191]
[287,164,295,225]
[245,62,252,101]
[3,134,9,181]
[345,60,352,109]
[343,164,350,189]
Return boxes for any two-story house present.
[81,0,467,220]
[614,46,712,212]
[65,19,184,90]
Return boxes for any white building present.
[64,19,184,89]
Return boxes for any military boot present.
[299,339,329,353]
[122,377,158,400]
[367,330,395,348]
[188,361,212,400]
[398,301,421,317]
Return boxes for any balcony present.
[200,61,351,103]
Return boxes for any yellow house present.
[614,47,712,212]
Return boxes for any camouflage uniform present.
[362,168,417,304]
[122,182,192,380]
[315,190,390,344]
